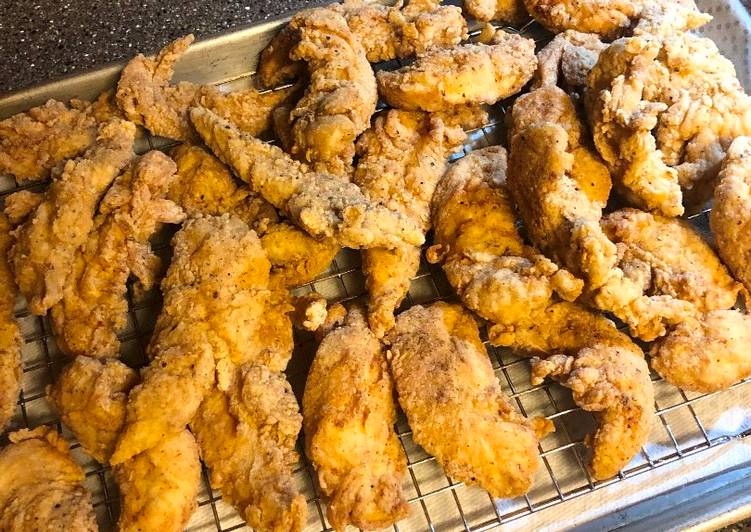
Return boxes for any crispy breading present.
[387,302,552,498]
[377,29,536,112]
[596,208,744,341]
[4,190,44,226]
[586,25,751,216]
[427,146,582,346]
[534,30,606,91]
[47,357,137,464]
[464,0,527,25]
[115,430,201,532]
[304,307,409,530]
[0,427,97,531]
[110,215,272,464]
[190,107,425,249]
[9,119,136,315]
[191,363,306,532]
[523,302,653,480]
[710,136,751,293]
[523,0,640,38]
[0,214,21,433]
[50,151,184,358]
[355,109,465,336]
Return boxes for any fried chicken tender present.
[427,146,583,344]
[190,107,424,249]
[387,302,552,497]
[0,427,97,531]
[596,208,744,341]
[355,109,465,336]
[115,430,201,532]
[534,30,606,91]
[191,363,306,532]
[523,0,640,38]
[586,22,751,216]
[50,151,185,358]
[464,0,527,25]
[9,119,136,315]
[711,136,751,293]
[116,34,297,140]
[110,215,272,464]
[304,307,409,530]
[47,357,137,463]
[0,215,21,433]
[261,222,339,287]
[377,29,536,112]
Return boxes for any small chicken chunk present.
[464,0,527,25]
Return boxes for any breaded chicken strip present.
[596,208,744,341]
[523,0,640,38]
[190,107,424,249]
[534,30,606,91]
[192,363,305,532]
[586,20,751,216]
[355,109,465,336]
[0,215,22,433]
[711,136,751,293]
[110,215,272,464]
[9,119,136,315]
[169,144,338,287]
[427,147,582,346]
[304,307,409,530]
[50,151,185,358]
[523,302,653,479]
[115,430,201,532]
[387,302,552,498]
[377,29,536,112]
[116,34,297,140]
[464,0,527,25]
[0,427,97,531]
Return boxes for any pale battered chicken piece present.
[586,24,751,216]
[464,0,527,25]
[9,119,136,315]
[377,29,536,112]
[277,7,377,175]
[115,430,201,532]
[169,144,339,287]
[50,151,185,358]
[427,147,583,345]
[116,34,297,140]
[190,107,425,249]
[191,363,306,532]
[110,215,272,464]
[355,109,465,336]
[257,0,467,87]
[47,357,138,463]
[710,137,751,293]
[304,307,409,530]
[0,427,97,531]
[387,302,552,498]
[0,214,22,433]
[523,0,641,38]
[534,30,606,91]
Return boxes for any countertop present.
[0,0,326,95]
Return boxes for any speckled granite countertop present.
[0,0,326,95]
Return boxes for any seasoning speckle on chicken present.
[0,214,21,434]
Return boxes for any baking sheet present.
[1,1,751,531]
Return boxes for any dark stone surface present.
[0,0,326,95]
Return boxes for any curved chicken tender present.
[50,151,185,358]
[376,29,536,112]
[586,28,751,216]
[710,136,751,293]
[387,302,552,498]
[0,427,97,531]
[651,310,751,393]
[427,146,583,345]
[464,0,527,25]
[0,214,21,434]
[534,30,606,91]
[191,363,306,532]
[110,215,272,464]
[115,430,201,532]
[355,109,465,336]
[304,307,409,530]
[9,119,136,315]
[190,107,424,249]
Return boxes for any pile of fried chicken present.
[1,0,751,530]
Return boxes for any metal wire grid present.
[2,15,751,532]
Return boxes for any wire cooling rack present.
[2,12,751,532]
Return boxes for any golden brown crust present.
[524,0,640,38]
[464,0,528,25]
[0,214,21,433]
